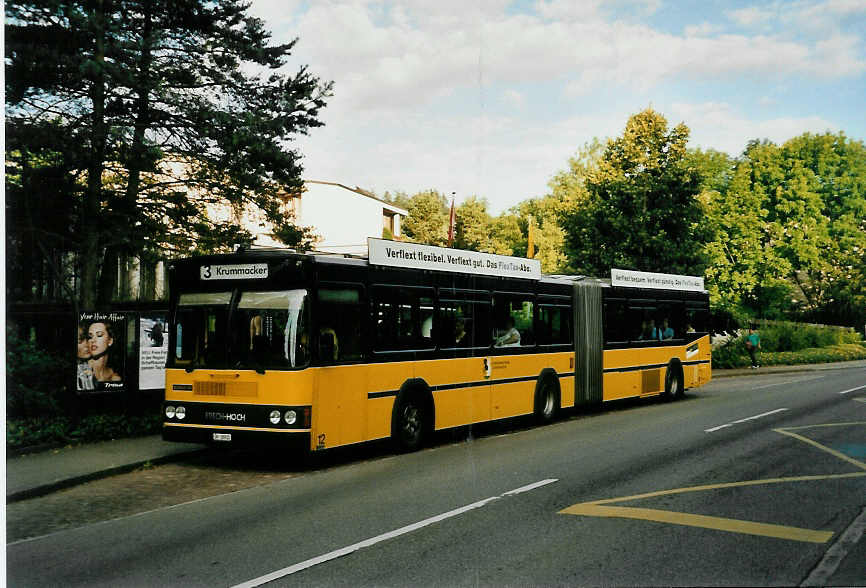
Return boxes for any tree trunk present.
[97,246,118,303]
[139,259,156,301]
[121,0,154,290]
[81,0,107,309]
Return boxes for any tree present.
[381,190,412,211]
[510,196,567,273]
[487,214,522,256]
[732,134,866,324]
[701,157,792,315]
[453,196,493,251]
[548,138,604,210]
[684,147,735,194]
[402,190,449,246]
[558,109,710,277]
[6,0,331,306]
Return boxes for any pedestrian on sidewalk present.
[745,325,761,368]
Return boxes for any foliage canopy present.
[6,0,331,305]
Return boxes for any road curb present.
[713,361,866,379]
[6,448,209,504]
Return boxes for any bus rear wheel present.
[534,380,559,424]
[664,363,684,400]
[392,395,427,452]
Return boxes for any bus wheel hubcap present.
[543,391,554,415]
[403,406,419,437]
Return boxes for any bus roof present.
[170,247,707,294]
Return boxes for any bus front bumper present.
[163,424,310,450]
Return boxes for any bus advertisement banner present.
[76,311,130,393]
[611,268,705,292]
[368,238,541,281]
[139,314,169,390]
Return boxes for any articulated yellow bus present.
[163,239,711,452]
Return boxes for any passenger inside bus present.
[319,326,339,362]
[249,314,262,350]
[454,318,468,346]
[494,316,520,347]
[661,318,675,340]
[638,319,660,341]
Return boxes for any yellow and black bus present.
[163,239,711,452]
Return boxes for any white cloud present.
[670,102,838,155]
[685,21,724,37]
[727,6,774,27]
[283,3,863,114]
[244,1,865,212]
[502,89,526,108]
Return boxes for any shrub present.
[713,343,866,369]
[6,328,70,419]
[6,412,163,450]
[747,322,862,353]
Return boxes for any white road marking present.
[801,506,866,586]
[839,384,866,395]
[232,478,559,588]
[705,408,789,433]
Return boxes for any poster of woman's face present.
[77,313,127,392]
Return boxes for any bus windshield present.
[172,289,310,370]
[236,289,310,369]
[174,291,232,368]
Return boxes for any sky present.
[248,0,866,213]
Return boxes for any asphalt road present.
[7,366,866,587]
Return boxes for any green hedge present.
[713,342,866,369]
[755,321,862,352]
[7,413,163,450]
[6,328,70,419]
[6,327,163,450]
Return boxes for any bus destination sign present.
[368,238,542,280]
[611,268,704,292]
[200,263,269,281]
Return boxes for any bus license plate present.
[213,433,232,442]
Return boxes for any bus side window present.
[371,286,435,352]
[630,304,658,342]
[538,304,571,345]
[658,300,684,340]
[318,287,364,362]
[603,298,628,344]
[686,302,709,333]
[438,293,490,349]
[492,293,534,348]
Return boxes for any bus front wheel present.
[392,394,427,452]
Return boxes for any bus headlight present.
[165,406,176,419]
[269,410,281,425]
[175,406,186,420]
[284,410,297,425]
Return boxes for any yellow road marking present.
[587,472,866,505]
[559,422,866,542]
[560,504,834,544]
[774,426,866,471]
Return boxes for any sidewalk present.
[6,435,205,503]
[712,358,866,378]
[6,359,866,504]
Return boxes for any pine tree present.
[6,0,331,306]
